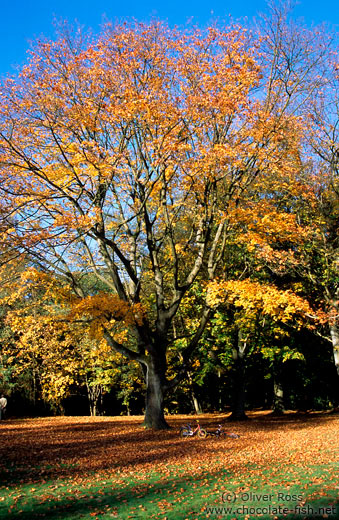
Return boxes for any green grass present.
[1,461,338,519]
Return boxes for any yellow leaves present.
[43,164,72,185]
[44,373,75,401]
[4,312,81,401]
[207,279,315,327]
[4,305,130,403]
[2,263,147,406]
[113,328,129,344]
[2,267,73,310]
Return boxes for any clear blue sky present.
[1,0,338,78]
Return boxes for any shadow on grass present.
[0,463,237,519]
[0,462,338,520]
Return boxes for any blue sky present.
[1,0,338,78]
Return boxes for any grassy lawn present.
[0,412,338,519]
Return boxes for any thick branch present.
[103,329,147,366]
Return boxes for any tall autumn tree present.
[0,21,322,428]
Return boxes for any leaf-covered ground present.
[0,411,338,519]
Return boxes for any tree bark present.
[329,322,339,377]
[142,356,170,429]
[229,330,248,421]
[272,373,284,415]
[86,382,102,417]
[187,371,202,414]
[192,394,202,415]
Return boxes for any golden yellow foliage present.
[207,279,316,328]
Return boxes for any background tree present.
[304,67,339,381]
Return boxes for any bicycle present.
[205,424,240,438]
[179,421,207,438]
[206,424,223,437]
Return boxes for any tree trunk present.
[218,369,222,412]
[229,330,248,421]
[329,321,339,407]
[192,393,202,414]
[142,357,170,429]
[329,322,339,377]
[187,371,202,414]
[86,382,102,417]
[272,373,284,415]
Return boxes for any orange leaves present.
[0,21,264,209]
[231,203,304,253]
[4,266,145,339]
[69,293,144,328]
[178,27,261,120]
